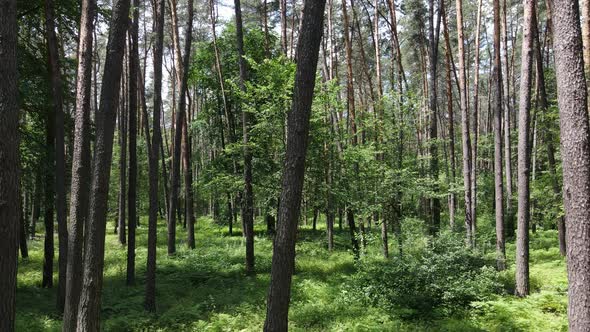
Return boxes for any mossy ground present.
[16,217,567,331]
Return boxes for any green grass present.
[16,218,568,331]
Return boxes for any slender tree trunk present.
[515,0,535,297]
[471,0,482,236]
[503,0,515,238]
[493,0,506,271]
[62,0,95,329]
[118,79,127,245]
[0,1,19,329]
[234,0,255,274]
[551,0,590,328]
[127,0,139,286]
[442,0,456,229]
[76,0,131,329]
[455,0,473,245]
[145,0,165,313]
[428,0,441,235]
[263,3,326,328]
[45,0,68,310]
[19,196,29,259]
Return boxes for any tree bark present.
[76,0,131,329]
[0,0,19,329]
[493,0,506,271]
[127,0,139,285]
[515,0,535,297]
[550,0,590,329]
[428,0,441,235]
[263,2,326,329]
[455,0,473,246]
[145,0,165,313]
[62,0,95,329]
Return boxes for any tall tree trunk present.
[471,0,482,236]
[502,0,515,238]
[62,0,95,329]
[181,0,196,249]
[145,0,165,313]
[263,2,326,329]
[234,0,255,274]
[0,0,19,329]
[118,78,127,245]
[493,0,506,271]
[428,0,441,235]
[550,0,590,328]
[76,0,131,329]
[442,0,457,229]
[515,0,535,297]
[455,0,473,246]
[127,0,139,286]
[45,0,68,310]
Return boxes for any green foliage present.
[348,232,500,319]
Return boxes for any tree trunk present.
[428,0,441,235]
[118,76,127,245]
[455,0,473,245]
[145,0,165,313]
[493,0,506,271]
[234,0,255,274]
[503,0,515,239]
[127,0,139,286]
[471,0,482,236]
[62,0,95,328]
[515,0,535,297]
[76,0,131,329]
[44,0,68,310]
[551,0,590,328]
[263,2,326,328]
[168,0,194,255]
[0,0,19,328]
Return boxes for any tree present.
[44,0,68,310]
[62,0,95,329]
[427,0,441,235]
[234,0,255,274]
[0,0,19,330]
[515,0,535,297]
[455,0,473,246]
[76,0,132,329]
[492,0,506,271]
[550,0,590,328]
[127,0,140,285]
[145,0,165,312]
[263,0,327,330]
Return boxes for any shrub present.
[348,232,501,319]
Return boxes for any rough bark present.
[127,0,139,285]
[493,0,506,271]
[550,0,590,329]
[62,0,95,329]
[263,2,326,329]
[515,0,535,297]
[455,0,473,245]
[76,0,131,329]
[145,0,165,313]
[471,0,482,236]
[428,0,441,235]
[0,0,19,329]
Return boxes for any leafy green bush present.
[348,232,500,319]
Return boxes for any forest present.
[1,0,590,330]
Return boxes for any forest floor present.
[17,216,567,331]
